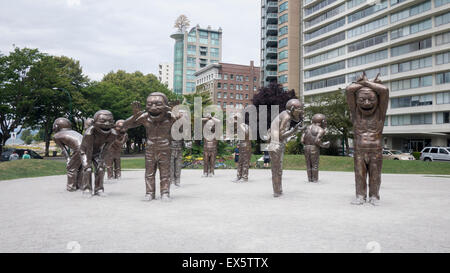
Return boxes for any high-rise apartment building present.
[260,0,302,96]
[194,61,261,110]
[301,0,450,151]
[170,25,223,95]
[158,63,173,90]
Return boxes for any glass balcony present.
[265,47,277,58]
[266,13,278,24]
[266,24,278,35]
[266,35,277,46]
[266,1,278,12]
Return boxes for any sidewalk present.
[0,169,449,252]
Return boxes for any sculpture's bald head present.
[286,98,304,122]
[93,110,114,132]
[312,113,327,128]
[146,92,170,120]
[53,117,71,132]
[356,87,378,116]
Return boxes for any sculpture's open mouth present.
[149,111,163,119]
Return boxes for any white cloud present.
[67,0,81,7]
[0,0,260,81]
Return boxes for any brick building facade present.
[195,61,260,110]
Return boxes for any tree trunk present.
[44,125,51,157]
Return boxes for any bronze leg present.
[93,157,105,193]
[242,149,250,180]
[175,150,182,184]
[203,150,209,175]
[209,150,216,175]
[67,152,81,191]
[368,151,382,200]
[145,149,157,195]
[353,151,368,200]
[105,155,114,180]
[304,146,313,182]
[310,146,320,182]
[158,149,171,195]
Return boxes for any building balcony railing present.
[266,1,278,12]
[266,13,278,24]
[265,47,277,58]
[266,24,278,35]
[266,36,278,46]
[265,71,277,79]
[265,59,278,66]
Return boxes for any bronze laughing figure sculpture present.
[266,99,304,197]
[346,73,389,206]
[123,92,180,202]
[301,113,330,183]
[106,120,128,180]
[232,113,252,182]
[80,110,116,197]
[170,109,190,187]
[202,114,220,177]
[53,117,83,191]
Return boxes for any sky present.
[0,0,261,81]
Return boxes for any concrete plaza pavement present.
[0,169,449,253]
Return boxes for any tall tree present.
[0,47,43,153]
[304,90,353,154]
[252,82,297,137]
[24,55,89,156]
[174,15,190,32]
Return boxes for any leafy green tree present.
[20,129,34,145]
[33,128,45,142]
[24,55,89,156]
[0,47,43,153]
[82,70,177,153]
[304,90,353,154]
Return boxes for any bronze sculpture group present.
[54,73,388,205]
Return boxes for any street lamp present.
[53,87,73,123]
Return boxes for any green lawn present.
[1,155,449,181]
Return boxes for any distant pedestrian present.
[9,151,19,161]
[22,151,31,159]
[263,150,270,168]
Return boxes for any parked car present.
[0,149,43,161]
[420,147,450,162]
[382,149,415,160]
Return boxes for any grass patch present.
[1,155,449,181]
[0,159,66,181]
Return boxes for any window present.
[306,0,338,16]
[223,92,227,99]
[210,48,219,58]
[347,66,388,82]
[436,51,450,65]
[223,102,226,108]
[187,57,196,68]
[230,74,234,80]
[217,92,221,98]
[187,45,196,55]
[435,11,450,26]
[436,112,450,124]
[305,61,345,78]
[188,30,196,42]
[391,1,431,23]
[436,31,450,46]
[347,1,388,23]
[305,4,345,29]
[391,38,432,57]
[279,26,288,36]
[347,17,388,38]
[305,18,345,41]
[279,14,288,24]
[437,71,450,84]
[391,94,433,108]
[223,83,227,90]
[347,49,388,67]
[279,38,288,48]
[278,74,288,83]
[391,75,433,91]
[348,33,388,53]
[305,75,345,91]
[435,0,450,7]
[279,1,288,12]
[186,82,196,92]
[391,56,432,74]
[305,32,345,53]
[279,50,288,60]
[230,84,234,90]
[347,0,366,9]
[230,93,234,99]
[245,76,249,81]
[390,0,407,6]
[245,85,249,90]
[278,62,288,72]
[391,113,432,126]
[224,74,228,80]
[186,69,196,80]
[391,18,432,40]
[305,47,346,66]
[437,91,450,104]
